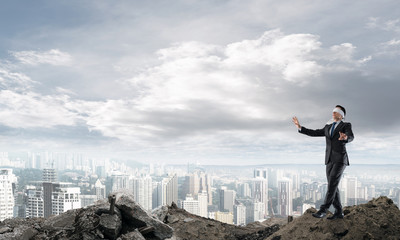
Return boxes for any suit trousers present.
[320,161,346,212]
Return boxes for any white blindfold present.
[333,107,345,119]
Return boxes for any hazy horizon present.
[1,1,399,165]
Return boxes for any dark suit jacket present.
[299,122,354,165]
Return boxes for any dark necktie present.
[330,122,336,137]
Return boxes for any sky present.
[0,0,400,165]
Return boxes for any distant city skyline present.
[1,1,400,165]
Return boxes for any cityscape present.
[1,151,399,226]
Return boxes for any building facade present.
[0,169,16,221]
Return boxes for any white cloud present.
[377,39,400,56]
[385,39,400,46]
[0,90,79,128]
[79,29,370,145]
[0,64,36,91]
[366,17,400,32]
[224,29,322,83]
[10,49,72,66]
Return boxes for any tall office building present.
[94,179,106,200]
[358,185,368,203]
[346,176,358,206]
[252,178,268,217]
[253,168,268,179]
[224,190,236,213]
[51,184,81,215]
[29,180,81,218]
[153,182,162,209]
[237,182,251,198]
[181,194,199,215]
[0,169,16,221]
[219,188,236,213]
[43,168,57,183]
[198,191,208,218]
[26,184,44,218]
[234,203,246,225]
[131,175,153,211]
[183,171,213,205]
[161,174,178,206]
[253,201,265,222]
[277,178,293,216]
[43,168,57,218]
[268,169,279,188]
[43,182,82,217]
[111,172,130,192]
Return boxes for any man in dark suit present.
[292,105,354,220]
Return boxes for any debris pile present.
[267,196,400,240]
[1,192,399,240]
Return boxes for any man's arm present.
[292,116,325,137]
[339,123,354,143]
[299,126,325,137]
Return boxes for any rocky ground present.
[154,202,280,240]
[267,196,400,240]
[0,193,399,240]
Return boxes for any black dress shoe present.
[312,210,326,218]
[327,212,344,220]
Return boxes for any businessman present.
[292,105,354,220]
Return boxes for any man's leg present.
[312,162,334,218]
[332,187,342,212]
[320,162,346,211]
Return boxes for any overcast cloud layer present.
[0,0,399,165]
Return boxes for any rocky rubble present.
[0,190,173,240]
[267,196,400,240]
[1,193,399,240]
[152,202,280,240]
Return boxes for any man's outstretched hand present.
[292,117,301,129]
[339,132,348,141]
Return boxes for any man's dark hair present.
[336,105,346,116]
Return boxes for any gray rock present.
[0,227,11,234]
[114,190,174,239]
[152,205,169,222]
[99,213,122,240]
[73,202,122,240]
[0,225,38,240]
[118,229,146,240]
[43,208,79,231]
[166,214,179,224]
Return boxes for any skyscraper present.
[0,169,16,221]
[131,175,153,211]
[26,184,44,218]
[253,201,265,222]
[161,174,178,206]
[43,168,57,183]
[278,178,293,216]
[234,203,246,225]
[181,194,199,215]
[110,172,130,192]
[94,179,106,200]
[183,171,213,205]
[51,183,81,215]
[198,191,208,218]
[219,188,236,213]
[252,177,268,217]
[346,176,358,206]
